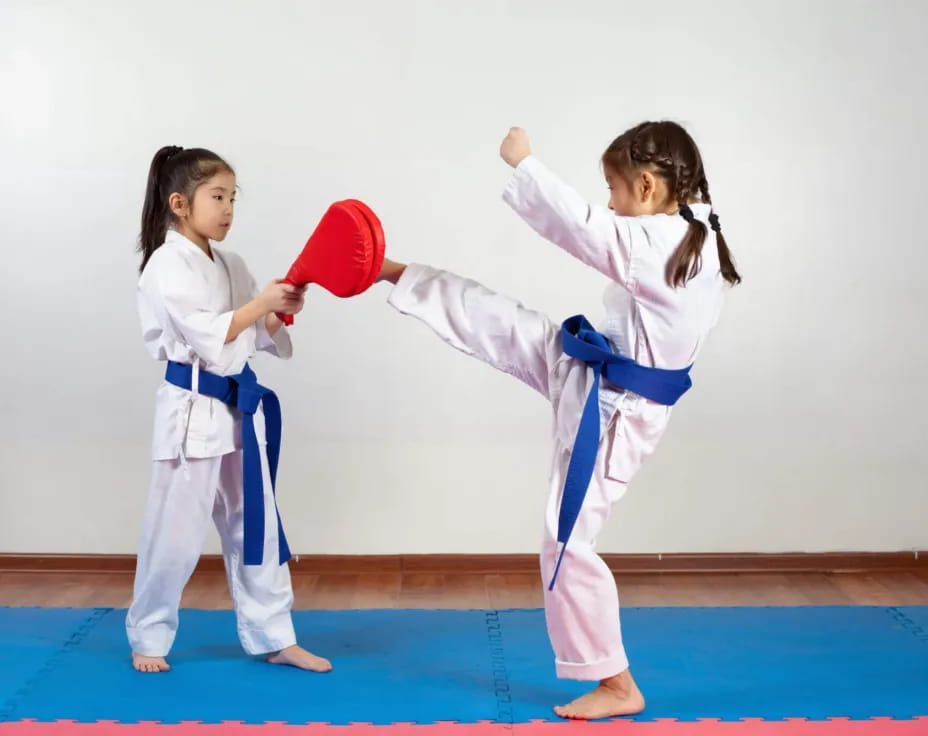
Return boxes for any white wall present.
[1,0,926,556]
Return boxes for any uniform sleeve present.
[502,155,639,293]
[250,271,293,359]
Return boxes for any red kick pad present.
[277,199,386,325]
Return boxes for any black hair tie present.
[678,204,695,223]
[708,212,721,232]
[167,146,184,159]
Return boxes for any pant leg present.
[541,416,631,681]
[389,263,628,679]
[387,264,562,399]
[212,450,297,656]
[126,457,221,657]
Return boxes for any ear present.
[168,192,188,218]
[639,171,657,203]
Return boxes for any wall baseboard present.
[0,552,924,575]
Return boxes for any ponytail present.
[711,212,741,285]
[692,178,741,287]
[666,204,707,288]
[666,206,742,288]
[139,146,183,274]
[137,145,233,273]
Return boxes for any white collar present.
[164,229,215,261]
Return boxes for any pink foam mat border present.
[2,717,928,735]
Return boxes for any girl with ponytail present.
[128,146,328,676]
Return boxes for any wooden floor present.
[2,570,928,609]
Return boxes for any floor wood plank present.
[1,570,926,609]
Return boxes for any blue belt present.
[165,361,291,567]
[549,315,692,589]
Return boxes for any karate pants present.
[389,265,637,681]
[126,450,297,657]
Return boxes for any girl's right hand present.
[259,279,301,313]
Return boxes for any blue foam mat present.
[890,606,928,640]
[0,607,104,722]
[0,606,926,724]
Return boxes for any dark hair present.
[602,121,741,288]
[138,146,234,273]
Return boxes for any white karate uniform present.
[388,156,726,680]
[127,230,297,658]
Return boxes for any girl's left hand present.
[500,127,532,168]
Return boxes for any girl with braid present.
[375,122,740,720]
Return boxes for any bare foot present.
[554,670,645,720]
[132,652,170,673]
[267,644,332,673]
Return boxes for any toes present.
[267,649,333,672]
[133,657,169,673]
[555,702,584,720]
